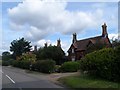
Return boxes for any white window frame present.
[72,48,74,53]
[72,56,75,61]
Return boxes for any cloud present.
[108,33,118,40]
[8,0,105,42]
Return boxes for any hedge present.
[12,60,31,69]
[80,47,120,82]
[32,60,56,73]
[60,61,80,72]
[2,61,9,66]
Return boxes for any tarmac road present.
[1,66,65,89]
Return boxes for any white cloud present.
[108,33,118,40]
[6,1,117,55]
[8,0,105,42]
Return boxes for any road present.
[1,66,65,89]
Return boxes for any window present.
[72,56,75,61]
[72,48,74,53]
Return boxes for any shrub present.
[80,48,120,82]
[11,52,36,69]
[18,53,36,63]
[32,60,56,73]
[60,61,80,72]
[19,60,31,69]
[12,60,20,67]
[2,61,9,66]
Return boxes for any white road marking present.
[6,75,15,84]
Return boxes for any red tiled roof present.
[69,35,111,51]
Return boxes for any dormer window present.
[72,48,74,53]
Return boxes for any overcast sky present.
[0,0,119,55]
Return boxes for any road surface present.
[1,66,65,89]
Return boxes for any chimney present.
[72,33,77,43]
[102,23,108,37]
[34,45,37,52]
[44,42,47,48]
[57,38,61,47]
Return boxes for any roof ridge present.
[76,35,102,42]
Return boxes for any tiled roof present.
[71,35,110,51]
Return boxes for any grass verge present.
[58,74,120,88]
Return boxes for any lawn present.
[58,74,120,88]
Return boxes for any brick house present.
[67,23,112,61]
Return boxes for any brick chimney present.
[102,23,108,37]
[34,45,37,52]
[72,33,77,43]
[57,38,61,47]
[44,42,47,48]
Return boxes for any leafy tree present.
[18,52,36,63]
[111,39,120,48]
[10,38,32,59]
[2,51,10,56]
[36,45,65,65]
[2,51,11,61]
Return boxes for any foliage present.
[80,48,120,82]
[36,46,65,65]
[111,39,120,48]
[17,53,36,63]
[60,61,80,72]
[2,51,12,61]
[2,61,10,66]
[19,60,31,69]
[10,38,32,59]
[12,60,31,69]
[32,60,56,73]
[12,52,36,69]
[12,60,21,67]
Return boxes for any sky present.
[0,0,119,55]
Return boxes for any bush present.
[80,48,120,82]
[12,60,20,67]
[32,60,56,73]
[2,61,9,66]
[19,60,31,69]
[18,53,36,63]
[2,59,15,66]
[11,52,36,69]
[60,61,80,72]
[12,60,31,69]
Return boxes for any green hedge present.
[2,61,9,66]
[32,60,56,73]
[60,61,80,72]
[12,60,31,69]
[80,47,120,82]
[12,60,20,67]
[19,60,31,69]
[2,59,15,66]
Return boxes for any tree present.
[111,39,120,48]
[10,38,32,59]
[2,51,11,61]
[18,52,36,63]
[36,45,65,65]
[2,51,10,56]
